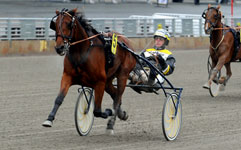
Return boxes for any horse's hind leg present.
[105,77,118,133]
[42,73,72,127]
[105,76,117,99]
[105,76,128,119]
[106,74,129,133]
[218,63,232,90]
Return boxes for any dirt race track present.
[1,49,241,150]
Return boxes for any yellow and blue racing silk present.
[146,48,172,61]
[145,48,175,75]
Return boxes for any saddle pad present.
[229,28,240,61]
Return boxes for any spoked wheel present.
[207,55,221,97]
[162,93,182,141]
[75,87,94,136]
[209,80,222,97]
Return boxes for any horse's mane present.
[68,9,99,35]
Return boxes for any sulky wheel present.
[75,87,95,136]
[162,93,182,141]
[209,80,222,97]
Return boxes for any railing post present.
[199,18,203,37]
[45,19,49,40]
[7,19,11,41]
[143,19,147,37]
[112,19,116,32]
[172,19,176,37]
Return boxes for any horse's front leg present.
[208,56,226,87]
[42,73,72,127]
[93,80,111,118]
[203,55,217,89]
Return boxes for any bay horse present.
[202,4,241,89]
[42,8,136,133]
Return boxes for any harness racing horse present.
[202,4,241,90]
[42,8,136,133]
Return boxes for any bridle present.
[202,7,225,51]
[50,9,77,51]
[202,7,222,32]
[50,9,104,51]
[50,9,106,66]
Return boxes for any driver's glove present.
[157,55,167,69]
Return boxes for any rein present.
[70,33,101,46]
[213,26,241,30]
[70,33,127,46]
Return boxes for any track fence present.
[0,15,240,40]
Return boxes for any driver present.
[142,29,176,84]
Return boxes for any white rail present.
[0,16,240,40]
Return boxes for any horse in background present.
[202,4,241,89]
[42,8,136,133]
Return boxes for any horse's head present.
[50,8,78,56]
[202,4,222,34]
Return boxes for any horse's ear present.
[208,4,211,8]
[217,5,221,10]
[56,10,60,15]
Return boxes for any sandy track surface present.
[1,50,241,150]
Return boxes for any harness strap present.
[210,35,224,51]
[64,12,73,18]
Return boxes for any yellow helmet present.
[154,29,170,41]
[154,29,170,48]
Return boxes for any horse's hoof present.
[219,77,226,84]
[94,110,108,119]
[105,108,114,116]
[122,112,128,121]
[101,113,108,119]
[42,120,53,127]
[202,82,209,89]
[106,129,114,135]
[94,110,102,118]
[118,111,128,121]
